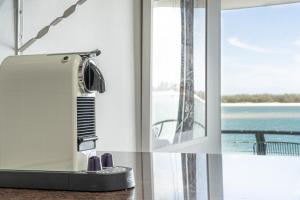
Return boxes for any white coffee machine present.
[0,50,134,191]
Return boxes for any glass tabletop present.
[0,151,299,200]
[98,151,300,200]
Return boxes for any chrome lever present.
[48,49,101,58]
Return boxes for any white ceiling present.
[155,0,300,9]
[222,0,300,10]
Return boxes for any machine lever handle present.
[78,136,98,142]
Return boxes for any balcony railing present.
[152,119,205,139]
[152,120,300,155]
[222,130,300,156]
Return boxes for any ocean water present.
[152,92,300,153]
[222,105,300,153]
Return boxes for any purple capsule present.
[87,156,102,171]
[101,153,114,168]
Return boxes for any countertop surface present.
[0,188,134,200]
[0,188,135,200]
[0,152,300,200]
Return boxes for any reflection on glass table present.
[113,152,300,200]
[0,152,300,200]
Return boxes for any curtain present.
[174,0,195,144]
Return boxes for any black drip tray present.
[0,167,135,192]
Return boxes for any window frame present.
[141,0,221,153]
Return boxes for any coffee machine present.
[0,50,134,191]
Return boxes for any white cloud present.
[228,37,275,53]
[293,39,300,46]
[222,63,300,94]
[293,55,300,64]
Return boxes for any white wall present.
[0,0,142,152]
[0,0,14,61]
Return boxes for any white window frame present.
[141,0,221,153]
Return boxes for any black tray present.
[0,167,135,192]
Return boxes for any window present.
[151,0,207,149]
[221,3,300,155]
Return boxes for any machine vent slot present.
[77,97,96,136]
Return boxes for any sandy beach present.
[222,103,300,107]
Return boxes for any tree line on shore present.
[221,94,300,103]
[154,83,300,103]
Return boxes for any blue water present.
[223,118,300,131]
[152,93,300,153]
[222,106,300,114]
[222,106,300,153]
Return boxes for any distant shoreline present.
[153,91,300,106]
[222,103,300,107]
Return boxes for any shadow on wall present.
[133,0,142,151]
[0,0,5,8]
[0,40,13,50]
[0,0,15,63]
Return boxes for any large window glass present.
[152,0,206,149]
[221,3,300,155]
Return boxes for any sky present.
[222,3,300,95]
[153,6,206,92]
[153,2,300,95]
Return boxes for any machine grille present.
[77,97,95,136]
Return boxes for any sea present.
[222,104,300,153]
[152,91,300,153]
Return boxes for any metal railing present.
[152,119,205,139]
[152,120,300,155]
[222,130,300,136]
[253,141,300,156]
[223,130,300,155]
